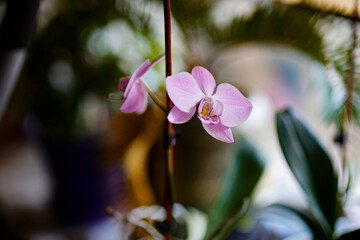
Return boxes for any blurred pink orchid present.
[116,54,165,114]
[166,66,252,143]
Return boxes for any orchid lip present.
[197,97,223,125]
[197,115,220,125]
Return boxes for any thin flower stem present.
[141,82,168,113]
[212,199,252,240]
[164,0,174,239]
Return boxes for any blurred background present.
[0,0,360,239]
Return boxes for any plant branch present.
[210,199,252,240]
[141,82,168,113]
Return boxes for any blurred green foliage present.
[4,0,359,239]
[274,109,360,240]
[277,109,338,231]
[270,204,332,240]
[13,0,358,138]
[18,0,164,137]
[209,5,325,63]
[22,0,122,137]
[204,137,265,240]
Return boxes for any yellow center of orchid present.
[201,105,211,117]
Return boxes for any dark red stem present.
[164,0,174,239]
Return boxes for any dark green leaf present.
[337,229,360,240]
[204,137,265,240]
[270,204,332,240]
[276,109,338,230]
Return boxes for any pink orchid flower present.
[117,54,165,114]
[166,66,252,143]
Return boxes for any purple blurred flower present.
[117,54,165,114]
[166,66,252,143]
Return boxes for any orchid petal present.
[213,83,252,127]
[124,54,165,98]
[168,106,196,124]
[166,72,205,112]
[120,82,147,114]
[211,100,223,117]
[118,77,130,92]
[124,60,149,98]
[135,86,148,114]
[150,53,166,67]
[202,122,234,143]
[191,66,216,96]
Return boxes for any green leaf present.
[204,137,265,240]
[337,229,360,240]
[276,109,338,230]
[270,204,332,240]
